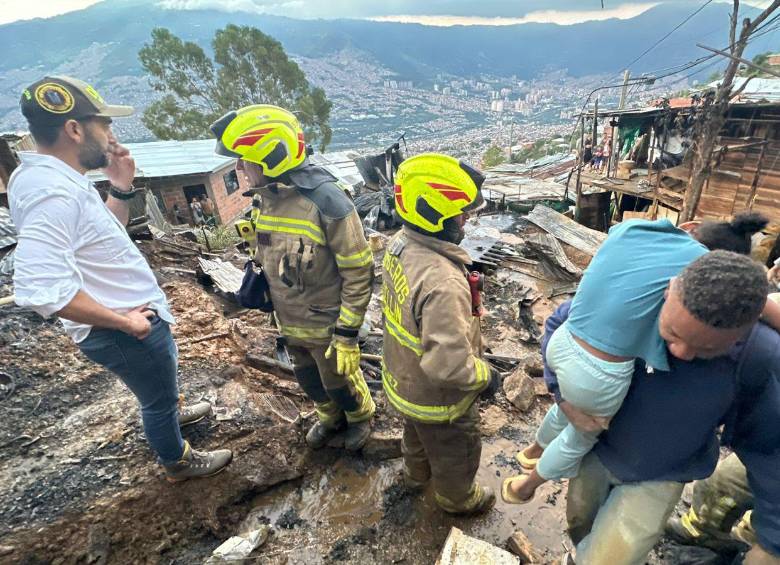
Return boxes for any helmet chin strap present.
[438,217,465,244]
[403,217,464,245]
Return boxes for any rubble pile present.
[0,203,683,564]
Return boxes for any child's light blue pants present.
[536,322,635,481]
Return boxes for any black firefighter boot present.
[305,419,346,449]
[344,420,371,451]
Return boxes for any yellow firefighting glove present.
[325,340,361,376]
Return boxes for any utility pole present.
[610,70,630,178]
[619,70,630,110]
[508,120,514,161]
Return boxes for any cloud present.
[158,0,304,14]
[0,0,101,25]
[368,3,660,26]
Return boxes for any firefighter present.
[210,105,375,450]
[381,153,499,515]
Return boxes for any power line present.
[609,0,715,82]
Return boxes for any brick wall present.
[149,176,209,225]
[209,165,252,223]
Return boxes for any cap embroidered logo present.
[84,84,104,103]
[35,83,74,114]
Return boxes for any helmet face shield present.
[210,111,241,159]
[459,160,486,213]
[209,104,306,178]
[394,153,486,233]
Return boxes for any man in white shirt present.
[10,76,232,481]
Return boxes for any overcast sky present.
[0,0,772,26]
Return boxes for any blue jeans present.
[78,316,184,465]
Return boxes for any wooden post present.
[575,114,585,222]
[745,138,769,211]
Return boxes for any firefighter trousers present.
[402,402,484,513]
[286,343,375,428]
[688,453,755,544]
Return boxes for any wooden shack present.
[582,99,780,226]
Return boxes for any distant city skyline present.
[1,0,772,26]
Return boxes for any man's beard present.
[77,128,108,170]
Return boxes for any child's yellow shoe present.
[501,476,534,505]
[515,446,539,470]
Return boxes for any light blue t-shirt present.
[567,219,708,371]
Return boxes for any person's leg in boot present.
[572,454,684,565]
[666,453,752,552]
[416,403,495,515]
[311,344,374,451]
[78,318,232,480]
[402,418,431,491]
[287,344,346,448]
[178,394,213,427]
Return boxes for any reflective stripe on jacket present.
[251,168,373,345]
[381,227,489,423]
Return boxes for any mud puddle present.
[249,457,402,543]
[245,431,567,563]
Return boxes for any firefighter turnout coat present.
[381,226,491,422]
[251,164,374,346]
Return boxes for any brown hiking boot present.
[178,401,212,427]
[164,441,233,482]
[305,420,346,449]
[344,420,371,451]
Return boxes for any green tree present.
[139,25,332,150]
[744,51,774,77]
[481,145,506,168]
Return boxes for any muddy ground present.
[0,217,728,564]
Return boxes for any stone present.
[506,530,542,563]
[363,430,403,461]
[503,368,536,412]
[205,526,270,564]
[0,546,14,557]
[480,405,509,436]
[219,365,243,380]
[436,527,520,565]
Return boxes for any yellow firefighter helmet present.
[393,153,485,233]
[210,104,306,178]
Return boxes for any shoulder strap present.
[388,234,407,257]
[722,325,771,445]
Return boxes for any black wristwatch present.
[109,185,138,200]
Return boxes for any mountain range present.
[0,0,775,136]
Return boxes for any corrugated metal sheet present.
[525,204,606,256]
[309,151,364,190]
[85,140,365,194]
[710,78,780,102]
[0,207,17,250]
[87,139,234,182]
